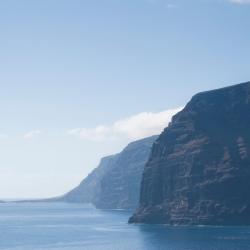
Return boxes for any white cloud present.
[68,126,112,142]
[23,130,42,139]
[68,107,183,142]
[229,0,250,4]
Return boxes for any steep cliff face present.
[130,82,250,225]
[63,135,157,209]
[96,136,157,209]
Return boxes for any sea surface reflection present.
[0,203,249,250]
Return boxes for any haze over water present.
[0,202,250,250]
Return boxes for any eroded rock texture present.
[63,136,157,209]
[96,136,157,209]
[130,82,250,225]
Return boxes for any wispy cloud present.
[148,0,250,6]
[146,0,178,8]
[166,3,177,8]
[229,0,250,4]
[68,107,182,142]
[23,130,42,139]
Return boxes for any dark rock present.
[129,82,250,225]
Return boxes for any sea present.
[0,202,250,250]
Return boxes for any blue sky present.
[0,0,250,198]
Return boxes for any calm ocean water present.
[0,202,250,250]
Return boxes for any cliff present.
[129,82,250,225]
[62,155,117,204]
[63,135,157,209]
[96,136,157,209]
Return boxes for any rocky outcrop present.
[129,82,250,225]
[62,155,117,204]
[96,136,157,209]
[63,135,157,209]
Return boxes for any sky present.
[0,0,250,199]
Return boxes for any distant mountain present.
[130,82,250,225]
[61,155,117,204]
[62,135,158,209]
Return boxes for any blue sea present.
[0,202,250,250]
